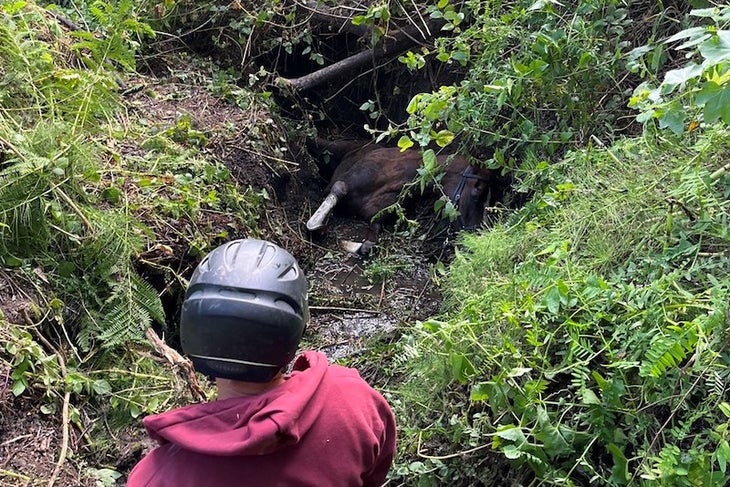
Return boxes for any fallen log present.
[277,19,440,92]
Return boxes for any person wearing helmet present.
[126,239,397,487]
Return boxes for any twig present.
[710,161,729,181]
[590,134,622,165]
[1,366,9,397]
[0,134,24,160]
[51,185,94,235]
[227,144,300,167]
[309,305,381,314]
[417,430,493,460]
[22,310,70,487]
[0,434,33,447]
[144,328,207,403]
[40,355,69,487]
[0,469,31,482]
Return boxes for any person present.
[126,238,397,487]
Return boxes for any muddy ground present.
[0,52,467,486]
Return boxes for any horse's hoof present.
[338,239,375,256]
[339,239,363,254]
[358,241,375,256]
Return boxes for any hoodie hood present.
[142,351,329,456]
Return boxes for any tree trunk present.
[277,19,439,92]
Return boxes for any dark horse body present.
[306,140,504,254]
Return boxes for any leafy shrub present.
[630,6,730,134]
[391,0,643,162]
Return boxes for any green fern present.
[95,271,165,348]
[0,158,53,256]
[639,322,699,378]
[71,0,155,73]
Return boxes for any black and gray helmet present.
[180,239,309,382]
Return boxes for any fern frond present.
[707,371,726,402]
[95,271,165,348]
[639,322,699,378]
[131,271,165,326]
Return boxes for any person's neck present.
[216,374,286,400]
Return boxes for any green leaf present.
[11,379,26,396]
[496,425,526,444]
[699,31,730,65]
[657,101,687,135]
[433,198,446,213]
[449,352,475,383]
[719,402,730,418]
[717,439,730,473]
[432,129,455,147]
[507,367,532,378]
[92,379,112,396]
[397,136,414,151]
[422,149,438,172]
[57,261,75,277]
[690,8,722,18]
[581,388,601,405]
[665,26,708,44]
[470,382,490,401]
[696,81,730,124]
[607,443,629,483]
[534,409,572,457]
[406,95,420,114]
[545,286,561,314]
[502,444,522,459]
[663,63,703,87]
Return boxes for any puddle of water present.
[310,311,399,360]
[306,229,442,360]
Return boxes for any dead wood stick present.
[277,18,441,92]
[278,48,384,92]
[145,328,207,403]
[21,309,70,487]
[309,305,381,314]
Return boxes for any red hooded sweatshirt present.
[126,351,396,487]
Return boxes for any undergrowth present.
[390,127,730,486]
[0,1,275,483]
[2,0,729,486]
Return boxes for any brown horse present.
[306,141,505,254]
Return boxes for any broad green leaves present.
[696,81,730,124]
[630,7,730,133]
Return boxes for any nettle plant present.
[629,6,730,134]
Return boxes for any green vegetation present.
[389,131,730,485]
[0,0,728,486]
[0,1,273,482]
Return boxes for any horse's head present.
[450,165,500,231]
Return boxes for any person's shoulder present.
[297,351,386,397]
[322,363,385,396]
[325,362,363,380]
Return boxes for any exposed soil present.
[0,50,459,486]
